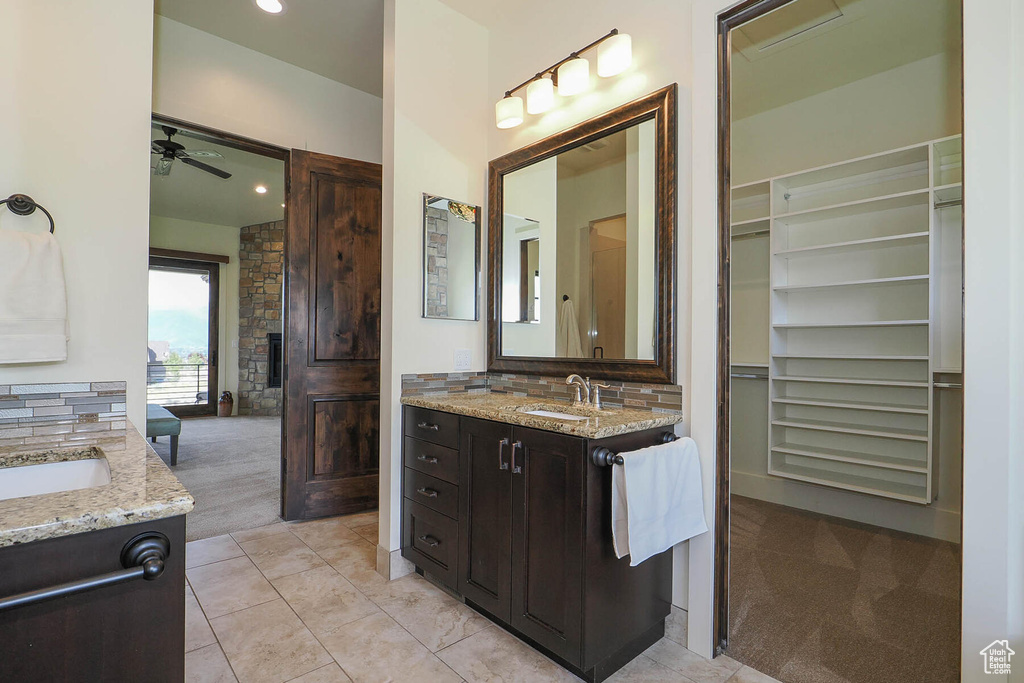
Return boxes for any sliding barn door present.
[282,150,382,520]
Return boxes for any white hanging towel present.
[0,229,68,363]
[611,437,708,566]
[558,297,584,358]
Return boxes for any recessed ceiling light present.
[281,203,286,208]
[255,0,285,15]
[255,185,268,194]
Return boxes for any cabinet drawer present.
[404,406,459,449]
[402,499,458,588]
[403,436,459,484]
[404,469,458,519]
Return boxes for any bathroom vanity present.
[0,425,193,683]
[400,393,683,682]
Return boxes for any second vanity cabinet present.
[401,404,674,683]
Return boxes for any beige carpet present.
[726,495,961,683]
[150,415,282,542]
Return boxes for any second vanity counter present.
[400,391,682,439]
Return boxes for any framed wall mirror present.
[488,85,677,383]
[422,194,481,321]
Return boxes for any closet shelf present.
[772,397,929,415]
[773,354,928,361]
[934,183,962,203]
[772,418,928,443]
[772,320,929,329]
[772,443,927,475]
[772,188,929,225]
[775,232,929,259]
[768,460,929,504]
[772,274,929,293]
[773,376,929,387]
[731,216,770,229]
[772,144,928,192]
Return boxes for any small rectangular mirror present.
[423,194,481,321]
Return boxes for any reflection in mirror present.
[500,119,657,360]
[423,194,480,321]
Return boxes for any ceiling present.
[149,124,285,228]
[154,0,384,97]
[732,0,961,119]
[557,129,627,175]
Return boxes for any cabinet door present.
[510,426,585,666]
[458,417,514,621]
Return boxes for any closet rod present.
[732,229,770,240]
[934,199,962,209]
[731,373,767,380]
[934,382,962,389]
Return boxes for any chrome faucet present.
[565,374,591,407]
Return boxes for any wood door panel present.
[312,177,382,362]
[511,426,584,665]
[283,150,382,520]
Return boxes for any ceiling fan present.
[151,126,232,179]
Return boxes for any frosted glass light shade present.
[557,58,590,96]
[526,77,555,115]
[598,33,632,77]
[495,95,524,129]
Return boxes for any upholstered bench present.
[146,404,180,466]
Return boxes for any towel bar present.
[592,432,678,467]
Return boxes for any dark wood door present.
[458,417,514,621]
[510,426,585,665]
[282,150,382,520]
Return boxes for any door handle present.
[497,437,510,470]
[416,487,438,499]
[416,421,439,431]
[511,440,523,474]
[417,535,440,548]
[416,454,438,465]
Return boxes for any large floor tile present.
[187,556,279,618]
[338,511,378,529]
[211,599,333,683]
[437,625,582,682]
[728,666,782,683]
[374,574,490,651]
[316,540,390,599]
[349,522,378,544]
[186,643,238,683]
[187,535,246,569]
[239,530,326,579]
[286,663,352,682]
[231,523,291,544]
[665,606,688,647]
[186,585,218,652]
[318,611,462,683]
[271,566,379,638]
[286,517,364,553]
[644,638,742,683]
[606,654,692,682]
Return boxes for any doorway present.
[715,1,964,681]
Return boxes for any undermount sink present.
[521,409,590,421]
[0,452,111,502]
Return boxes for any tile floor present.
[185,511,778,683]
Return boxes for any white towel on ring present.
[0,229,68,363]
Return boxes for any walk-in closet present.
[725,1,962,681]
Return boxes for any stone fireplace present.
[237,219,284,416]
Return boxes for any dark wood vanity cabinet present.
[401,406,673,682]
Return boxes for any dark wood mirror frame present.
[487,84,678,383]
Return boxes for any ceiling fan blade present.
[179,156,232,179]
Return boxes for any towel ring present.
[1,194,55,234]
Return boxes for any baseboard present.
[375,545,415,580]
[730,469,961,542]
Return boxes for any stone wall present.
[424,206,449,317]
[237,220,284,416]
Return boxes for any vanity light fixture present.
[255,0,285,14]
[255,185,268,194]
[494,29,632,129]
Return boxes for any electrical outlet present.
[454,348,472,371]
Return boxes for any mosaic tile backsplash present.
[401,372,682,413]
[0,381,127,455]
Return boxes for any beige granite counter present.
[0,421,193,547]
[400,392,683,439]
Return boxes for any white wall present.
[732,52,961,184]
[0,1,154,430]
[153,16,383,163]
[149,216,241,413]
[380,0,490,552]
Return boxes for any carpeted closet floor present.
[150,415,282,542]
[726,495,960,683]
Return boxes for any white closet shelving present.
[732,135,962,504]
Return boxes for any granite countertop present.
[400,392,683,439]
[0,421,194,547]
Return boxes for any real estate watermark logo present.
[980,640,1014,675]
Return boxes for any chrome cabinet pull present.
[416,487,438,498]
[417,421,439,431]
[497,437,510,470]
[416,454,438,465]
[417,535,440,548]
[511,441,523,474]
